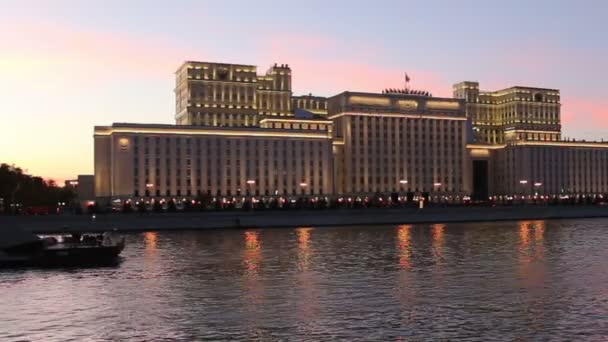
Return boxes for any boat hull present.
[0,243,124,268]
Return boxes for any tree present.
[0,163,76,214]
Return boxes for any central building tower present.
[174,61,293,127]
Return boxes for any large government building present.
[94,60,608,204]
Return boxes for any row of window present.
[265,122,329,131]
[133,136,327,147]
[347,185,463,193]
[135,177,325,189]
[292,99,327,110]
[351,119,463,129]
[135,187,320,198]
[499,149,608,192]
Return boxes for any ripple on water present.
[2,219,608,340]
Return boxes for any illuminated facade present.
[94,123,333,200]
[175,61,311,127]
[468,141,608,199]
[495,142,608,195]
[291,94,328,116]
[328,91,469,196]
[454,82,561,144]
[458,82,608,199]
[93,60,608,202]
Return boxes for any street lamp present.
[433,183,442,204]
[246,179,255,196]
[146,183,154,197]
[534,182,543,201]
[519,180,528,203]
[399,180,409,203]
[299,182,307,195]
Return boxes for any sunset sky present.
[1,0,607,183]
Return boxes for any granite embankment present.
[1,205,607,233]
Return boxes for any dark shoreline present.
[1,205,607,233]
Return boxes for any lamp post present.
[299,182,307,195]
[519,180,528,204]
[246,179,255,197]
[534,182,543,203]
[433,182,442,204]
[399,180,408,204]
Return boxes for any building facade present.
[454,82,561,144]
[94,123,333,202]
[467,141,608,199]
[455,81,608,200]
[328,91,469,197]
[292,94,328,116]
[175,61,302,127]
[93,60,608,203]
[494,142,608,196]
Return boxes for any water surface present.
[2,219,608,340]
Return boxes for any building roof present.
[327,91,466,119]
[94,123,332,139]
[175,60,258,74]
[329,91,461,103]
[468,140,608,150]
[454,81,559,93]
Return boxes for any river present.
[1,219,608,341]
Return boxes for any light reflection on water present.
[144,231,157,254]
[2,219,608,341]
[397,225,412,270]
[243,230,262,275]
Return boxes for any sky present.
[1,0,607,183]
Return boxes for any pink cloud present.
[0,19,201,81]
[561,96,608,139]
